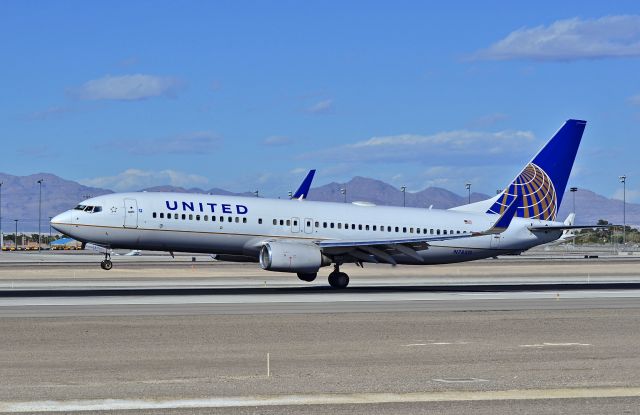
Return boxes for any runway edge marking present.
[1,387,640,412]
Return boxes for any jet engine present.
[259,242,330,273]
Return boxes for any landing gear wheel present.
[100,259,113,271]
[297,272,317,282]
[328,271,349,288]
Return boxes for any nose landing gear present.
[328,264,349,288]
[100,252,112,270]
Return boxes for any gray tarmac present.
[0,255,639,413]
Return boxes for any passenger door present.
[123,198,138,228]
[304,218,314,234]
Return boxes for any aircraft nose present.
[50,211,72,231]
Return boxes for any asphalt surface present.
[0,257,639,413]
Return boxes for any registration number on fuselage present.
[453,249,473,255]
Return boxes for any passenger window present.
[167,213,172,219]
[286,219,291,226]
[204,215,208,221]
[280,219,284,226]
[273,219,277,225]
[395,226,399,232]
[351,224,356,230]
[323,222,327,228]
[182,214,186,220]
[330,223,334,229]
[196,215,200,221]
[358,224,363,230]
[259,218,263,224]
[410,228,414,233]
[450,229,453,235]
[338,223,342,229]
[235,217,239,223]
[366,225,370,231]
[160,213,164,219]
[373,225,377,231]
[307,221,311,227]
[189,214,193,220]
[228,217,232,222]
[219,216,224,222]
[457,230,461,234]
[345,223,349,229]
[387,226,391,232]
[417,228,420,234]
[315,221,319,227]
[212,216,216,222]
[153,212,157,218]
[293,220,298,226]
[430,229,434,234]
[437,229,440,235]
[243,218,247,223]
[403,227,407,233]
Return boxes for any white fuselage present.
[51,192,563,266]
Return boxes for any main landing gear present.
[328,264,349,289]
[100,252,112,271]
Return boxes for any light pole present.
[570,187,578,213]
[37,179,43,252]
[49,216,53,241]
[340,187,346,203]
[465,183,471,204]
[619,175,627,245]
[14,219,18,251]
[401,186,406,207]
[0,181,3,253]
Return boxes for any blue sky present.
[2,1,640,201]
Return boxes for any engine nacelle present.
[259,242,330,273]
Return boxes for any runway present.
[0,256,639,413]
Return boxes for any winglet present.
[292,169,316,200]
[484,194,521,234]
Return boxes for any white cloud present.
[612,188,640,203]
[466,113,509,128]
[73,74,184,101]
[101,131,221,155]
[628,94,640,106]
[307,129,534,163]
[263,136,292,146]
[306,99,334,114]
[473,15,640,61]
[80,169,209,192]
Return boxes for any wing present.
[317,194,521,265]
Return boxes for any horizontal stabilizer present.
[529,224,611,232]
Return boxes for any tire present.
[328,272,349,288]
[103,259,113,270]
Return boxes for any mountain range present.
[0,172,635,232]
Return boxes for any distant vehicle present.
[52,119,604,288]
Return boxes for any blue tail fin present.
[486,119,586,221]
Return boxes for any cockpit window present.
[75,205,102,213]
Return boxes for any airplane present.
[51,119,599,288]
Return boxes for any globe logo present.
[490,163,557,221]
